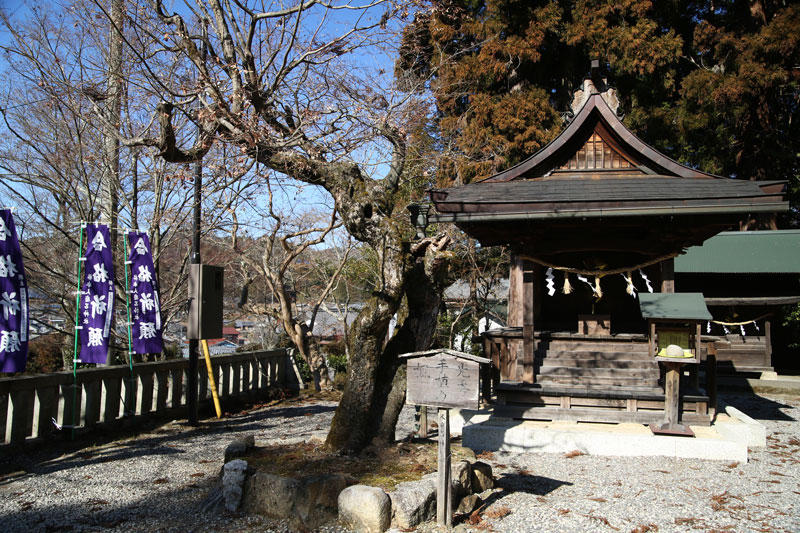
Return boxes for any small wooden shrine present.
[676,230,800,375]
[422,72,788,425]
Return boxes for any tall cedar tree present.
[398,0,800,224]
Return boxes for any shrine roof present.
[430,177,785,217]
[675,230,800,274]
[639,293,713,321]
[429,90,787,220]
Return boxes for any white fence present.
[0,349,298,447]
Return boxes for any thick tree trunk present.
[325,235,449,453]
[370,237,449,445]
[325,242,406,453]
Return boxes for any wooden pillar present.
[418,406,428,438]
[507,256,524,327]
[522,261,535,384]
[660,259,675,293]
[663,363,680,427]
[692,323,701,390]
[765,319,773,368]
[707,343,717,418]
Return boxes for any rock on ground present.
[338,484,391,533]
[388,477,436,529]
[222,459,248,512]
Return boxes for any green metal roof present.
[675,230,800,274]
[638,293,712,320]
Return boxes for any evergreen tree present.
[398,0,800,220]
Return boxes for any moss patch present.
[244,440,476,492]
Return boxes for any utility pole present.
[187,18,208,426]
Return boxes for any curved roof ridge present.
[480,94,724,183]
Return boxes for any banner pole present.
[71,225,85,441]
[123,234,134,372]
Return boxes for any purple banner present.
[0,210,28,372]
[79,224,114,364]
[128,232,162,354]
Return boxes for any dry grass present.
[631,524,658,533]
[244,441,474,492]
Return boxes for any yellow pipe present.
[201,339,223,418]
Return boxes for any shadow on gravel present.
[721,393,796,421]
[495,472,572,495]
[1,473,222,533]
[0,403,337,484]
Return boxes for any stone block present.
[471,461,494,492]
[224,434,255,463]
[294,474,352,529]
[389,477,436,529]
[455,493,480,515]
[242,472,299,518]
[222,459,248,512]
[451,460,472,500]
[339,484,391,533]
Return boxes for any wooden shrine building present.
[422,74,788,425]
[676,230,800,376]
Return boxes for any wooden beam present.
[704,296,800,306]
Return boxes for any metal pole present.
[71,225,85,440]
[187,18,208,426]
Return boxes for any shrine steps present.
[534,339,659,388]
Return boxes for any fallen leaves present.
[579,512,619,530]
[484,505,511,519]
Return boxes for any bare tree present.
[224,173,354,391]
[0,3,249,365]
[107,0,450,452]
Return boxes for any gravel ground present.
[1,392,799,533]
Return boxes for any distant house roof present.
[209,339,238,347]
[222,326,239,335]
[675,230,800,274]
[308,306,361,338]
[444,278,509,302]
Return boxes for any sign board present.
[402,349,489,410]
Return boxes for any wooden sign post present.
[401,349,489,528]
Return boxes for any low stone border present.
[219,436,496,532]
